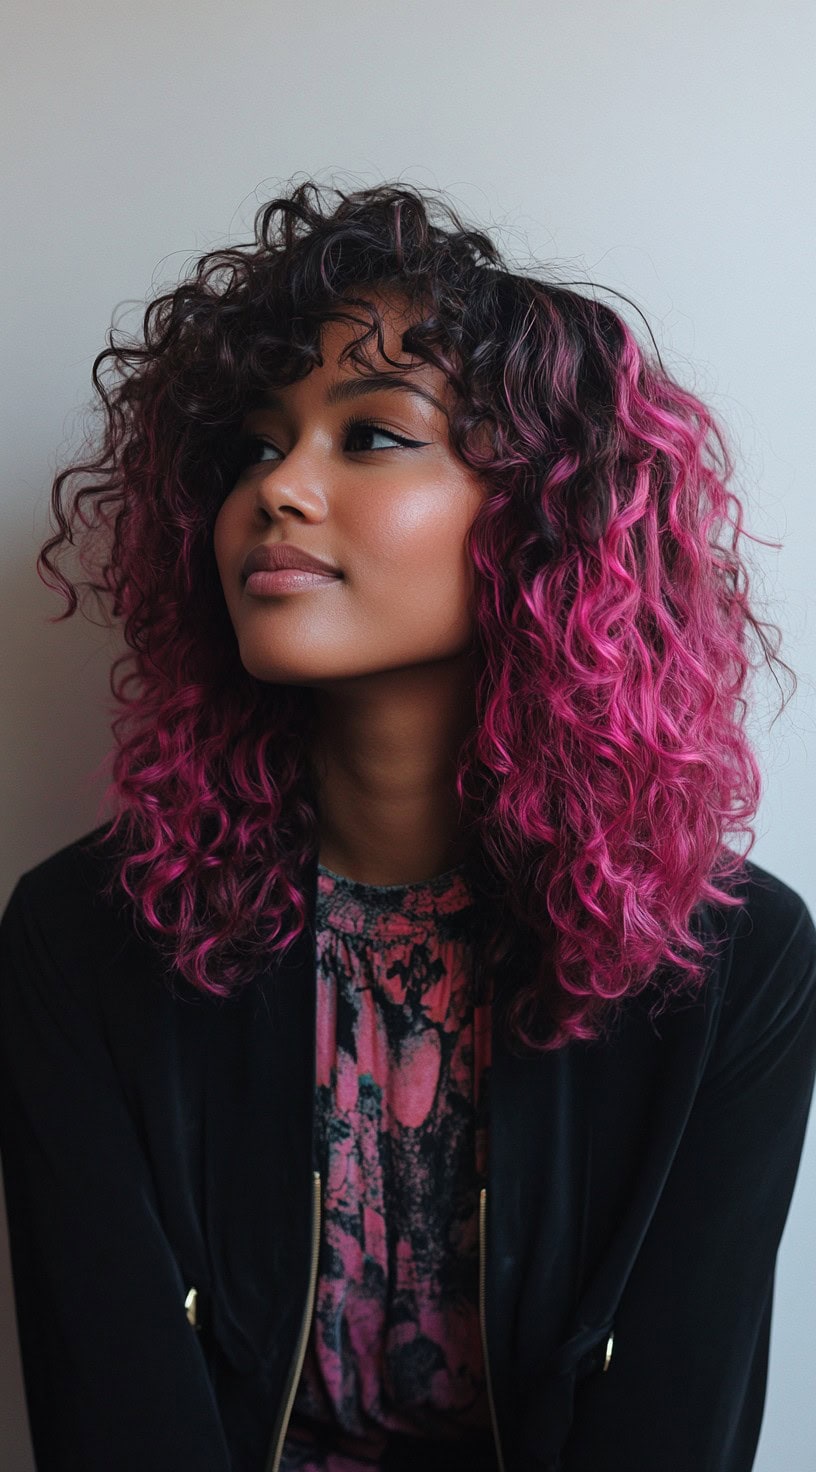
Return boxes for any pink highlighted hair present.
[38,179,795,1053]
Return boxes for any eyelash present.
[238,413,427,466]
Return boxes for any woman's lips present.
[244,568,342,595]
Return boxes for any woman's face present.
[213,292,487,688]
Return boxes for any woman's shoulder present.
[13,822,115,883]
[1,823,136,968]
[718,855,815,974]
[703,856,816,1082]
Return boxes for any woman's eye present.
[226,436,279,475]
[243,436,280,465]
[235,420,426,469]
[343,420,415,452]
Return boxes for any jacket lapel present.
[202,849,320,1376]
[485,900,723,1466]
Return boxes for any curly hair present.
[38,176,795,1054]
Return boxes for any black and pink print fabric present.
[279,860,494,1470]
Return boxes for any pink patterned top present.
[279,859,494,1470]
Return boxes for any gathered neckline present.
[316,861,468,895]
[315,861,474,931]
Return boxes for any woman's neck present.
[308,655,477,887]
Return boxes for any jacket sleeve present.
[0,874,233,1472]
[562,891,816,1472]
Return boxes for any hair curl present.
[38,176,796,1053]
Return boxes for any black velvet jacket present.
[0,826,815,1472]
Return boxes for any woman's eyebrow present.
[257,372,448,416]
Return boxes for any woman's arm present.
[0,875,233,1472]
[562,893,816,1472]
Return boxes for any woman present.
[0,179,814,1472]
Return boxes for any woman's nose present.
[252,445,330,522]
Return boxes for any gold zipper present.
[265,1174,500,1469]
[479,1186,507,1472]
[265,1170,322,1472]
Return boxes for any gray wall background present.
[1,1,814,1467]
